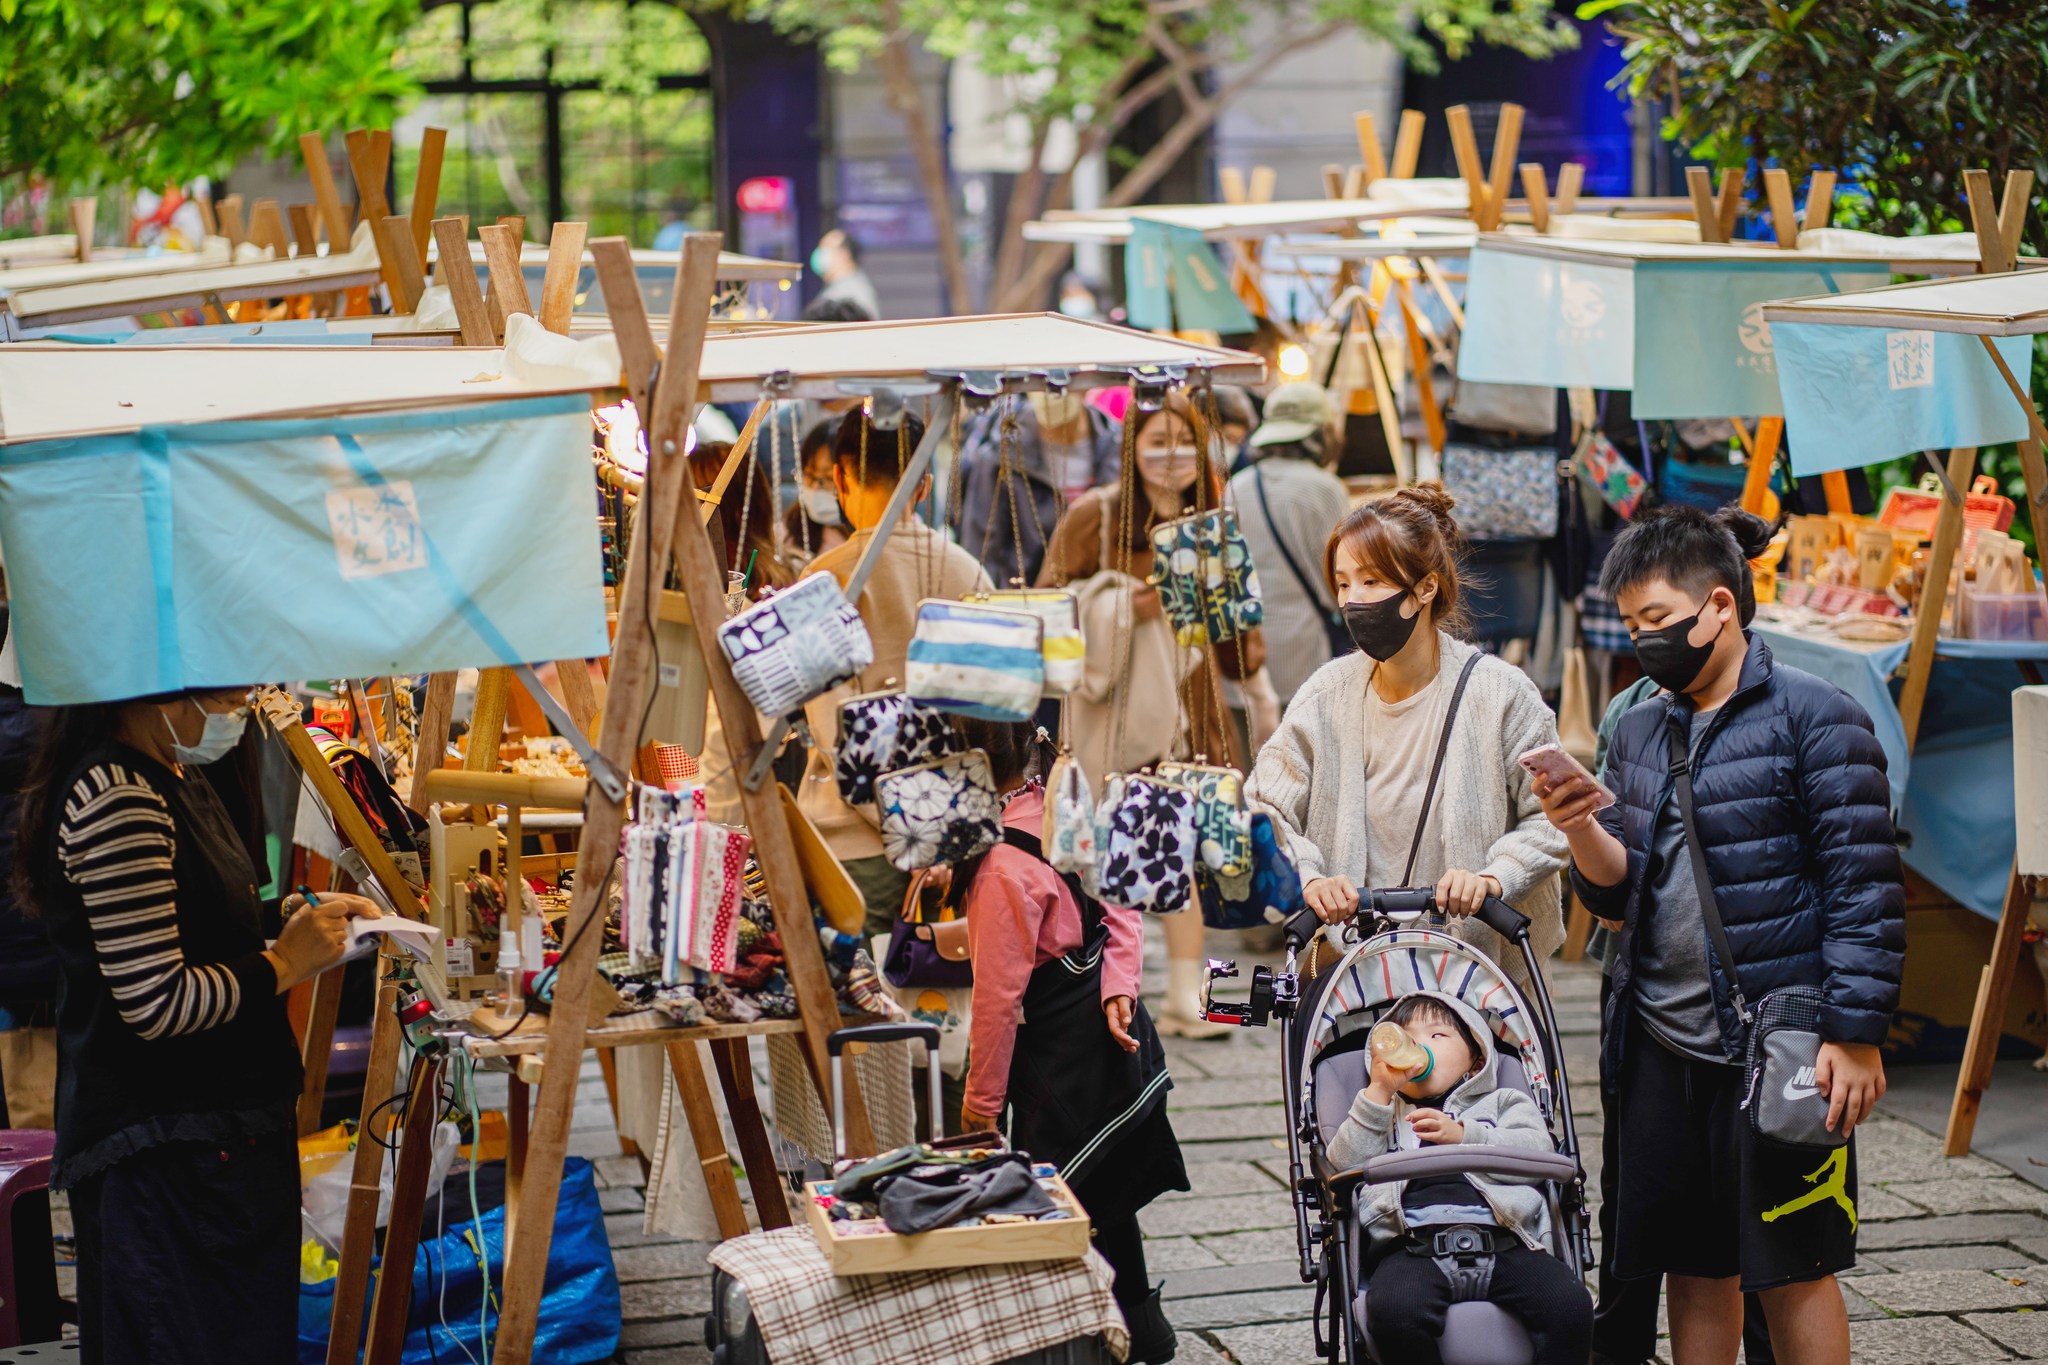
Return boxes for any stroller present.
[1202,888,1595,1365]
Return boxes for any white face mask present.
[1057,295,1098,319]
[162,699,248,766]
[800,486,843,526]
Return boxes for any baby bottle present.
[1368,1019,1433,1082]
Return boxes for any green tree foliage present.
[741,0,1576,309]
[0,0,421,185]
[1582,0,2048,249]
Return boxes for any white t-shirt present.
[1361,671,1450,890]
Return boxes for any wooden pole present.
[1714,169,1745,242]
[486,234,725,1365]
[1389,109,1425,180]
[363,1055,449,1365]
[430,218,495,347]
[288,203,322,258]
[1354,112,1389,188]
[1685,167,1722,243]
[478,223,533,341]
[217,195,247,252]
[1554,162,1585,215]
[1762,168,1799,248]
[710,1037,792,1229]
[66,198,95,263]
[1944,865,2033,1155]
[538,221,589,334]
[379,214,427,314]
[408,672,460,818]
[298,967,345,1136]
[1804,171,1837,231]
[1483,104,1525,234]
[1898,447,1976,748]
[300,133,354,254]
[1518,164,1550,234]
[668,1040,752,1239]
[1444,106,1489,228]
[408,127,448,263]
[324,961,405,1365]
[1739,416,1783,516]
[344,130,409,305]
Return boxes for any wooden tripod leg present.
[595,1047,640,1160]
[668,1040,751,1240]
[365,1054,449,1365]
[325,959,407,1365]
[1900,448,1977,748]
[298,966,346,1135]
[710,1037,791,1230]
[1945,865,2033,1156]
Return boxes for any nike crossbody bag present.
[1668,724,1847,1152]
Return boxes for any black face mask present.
[1631,602,1721,693]
[1343,593,1422,661]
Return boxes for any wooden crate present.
[803,1174,1092,1276]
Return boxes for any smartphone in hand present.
[1517,744,1616,811]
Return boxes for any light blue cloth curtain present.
[0,394,608,703]
[1773,322,2036,475]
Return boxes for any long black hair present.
[11,700,154,916]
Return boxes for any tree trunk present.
[879,0,972,314]
[988,118,1053,308]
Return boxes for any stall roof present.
[1761,268,2048,335]
[0,313,1261,442]
[1264,229,1480,261]
[1,235,382,332]
[0,239,234,295]
[428,239,801,283]
[1469,232,1994,274]
[1025,199,1446,244]
[684,313,1264,403]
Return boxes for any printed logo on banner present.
[326,482,429,580]
[1887,331,1936,390]
[1737,302,1775,362]
[1561,278,1607,330]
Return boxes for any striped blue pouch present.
[904,599,1045,722]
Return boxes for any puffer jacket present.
[1327,992,1558,1254]
[1575,633,1905,1086]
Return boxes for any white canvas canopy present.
[0,238,234,295]
[1761,268,2048,335]
[0,312,1261,442]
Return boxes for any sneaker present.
[1124,1284,1177,1363]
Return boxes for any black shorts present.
[1611,1013,1858,1292]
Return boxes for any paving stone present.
[2015,1236,2048,1263]
[605,1210,677,1250]
[600,1185,647,1214]
[1171,1286,1318,1330]
[1144,1191,1297,1237]
[1839,1284,1887,1321]
[597,1153,650,1189]
[1867,1243,2046,1272]
[567,1128,624,1159]
[620,1317,703,1348]
[1209,1317,1320,1365]
[1169,1041,1288,1080]
[1175,1137,1294,1163]
[1965,1310,2048,1360]
[1174,1077,1292,1109]
[1882,1178,2048,1216]
[1155,1159,1288,1202]
[1170,1333,1236,1365]
[1847,1315,2017,1365]
[1144,1236,1229,1272]
[1854,1119,2014,1183]
[1195,1227,1300,1265]
[1860,1185,1930,1221]
[1849,1268,2045,1314]
[621,1276,712,1322]
[612,1240,717,1283]
[1171,1106,1291,1142]
[1162,1260,1308,1301]
[1859,1212,2048,1251]
[624,1349,712,1365]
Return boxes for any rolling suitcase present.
[702,1023,1116,1365]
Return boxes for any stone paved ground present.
[594,936,2048,1365]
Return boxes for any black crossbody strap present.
[1251,465,1340,624]
[1401,652,1483,887]
[1666,718,1752,1024]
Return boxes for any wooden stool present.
[0,1129,60,1347]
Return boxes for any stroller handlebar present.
[1284,888,1533,950]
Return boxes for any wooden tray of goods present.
[804,1163,1092,1275]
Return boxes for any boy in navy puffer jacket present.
[1535,505,1903,1365]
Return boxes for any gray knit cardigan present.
[1244,632,1569,977]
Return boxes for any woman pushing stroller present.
[1329,990,1593,1363]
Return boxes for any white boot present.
[1155,957,1233,1039]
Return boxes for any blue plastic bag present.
[299,1157,620,1364]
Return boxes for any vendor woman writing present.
[12,687,379,1362]
[953,717,1186,1364]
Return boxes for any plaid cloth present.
[1578,586,1632,655]
[707,1225,1128,1365]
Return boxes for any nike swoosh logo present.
[1783,1083,1820,1101]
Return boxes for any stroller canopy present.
[1302,928,1544,1081]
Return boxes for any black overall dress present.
[967,827,1188,1224]
[44,746,303,1364]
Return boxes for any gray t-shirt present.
[1634,709,1731,1062]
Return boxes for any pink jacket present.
[963,789,1144,1119]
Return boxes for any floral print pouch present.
[1094,774,1197,914]
[834,689,957,806]
[717,572,872,718]
[1147,509,1264,648]
[875,748,1002,872]
[1156,760,1252,879]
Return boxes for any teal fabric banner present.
[1774,322,2036,475]
[0,394,608,704]
[1456,245,1890,418]
[1123,220,1255,334]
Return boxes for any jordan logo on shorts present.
[1760,1148,1857,1233]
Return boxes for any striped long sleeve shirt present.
[56,763,258,1040]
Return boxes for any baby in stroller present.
[1328,990,1592,1365]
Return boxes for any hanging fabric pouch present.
[834,689,957,806]
[1041,750,1098,874]
[875,748,1003,872]
[1577,430,1648,520]
[975,588,1085,696]
[904,600,1045,722]
[1147,509,1264,647]
[717,572,872,718]
[1155,759,1252,879]
[1094,774,1197,914]
[1440,445,1562,540]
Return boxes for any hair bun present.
[1711,505,1778,560]
[1392,480,1460,535]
